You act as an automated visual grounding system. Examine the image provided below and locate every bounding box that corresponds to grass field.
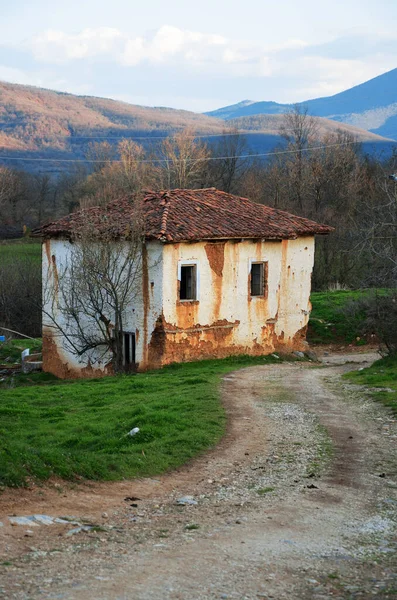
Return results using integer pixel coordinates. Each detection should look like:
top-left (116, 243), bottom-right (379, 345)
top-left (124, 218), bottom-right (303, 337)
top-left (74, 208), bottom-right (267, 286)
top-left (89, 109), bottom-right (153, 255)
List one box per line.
top-left (0, 238), bottom-right (41, 263)
top-left (0, 338), bottom-right (42, 363)
top-left (308, 289), bottom-right (389, 345)
top-left (344, 354), bottom-right (397, 417)
top-left (0, 354), bottom-right (283, 487)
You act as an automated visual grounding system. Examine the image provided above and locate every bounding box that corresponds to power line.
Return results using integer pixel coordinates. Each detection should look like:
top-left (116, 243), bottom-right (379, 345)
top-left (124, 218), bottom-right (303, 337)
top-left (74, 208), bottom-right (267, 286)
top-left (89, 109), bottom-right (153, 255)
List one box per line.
top-left (0, 140), bottom-right (360, 164)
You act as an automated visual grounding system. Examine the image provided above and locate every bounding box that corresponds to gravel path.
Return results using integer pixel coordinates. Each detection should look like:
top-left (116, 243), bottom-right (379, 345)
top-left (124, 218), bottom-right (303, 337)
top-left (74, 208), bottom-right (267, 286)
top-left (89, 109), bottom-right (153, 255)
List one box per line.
top-left (1, 351), bottom-right (396, 599)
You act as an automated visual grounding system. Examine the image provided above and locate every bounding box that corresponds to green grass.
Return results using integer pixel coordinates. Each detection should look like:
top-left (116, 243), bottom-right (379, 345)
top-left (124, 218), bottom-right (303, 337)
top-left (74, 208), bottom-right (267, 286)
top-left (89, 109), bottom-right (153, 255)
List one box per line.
top-left (0, 338), bottom-right (42, 364)
top-left (308, 289), bottom-right (389, 345)
top-left (0, 238), bottom-right (41, 263)
top-left (0, 354), bottom-right (282, 487)
top-left (344, 354), bottom-right (397, 416)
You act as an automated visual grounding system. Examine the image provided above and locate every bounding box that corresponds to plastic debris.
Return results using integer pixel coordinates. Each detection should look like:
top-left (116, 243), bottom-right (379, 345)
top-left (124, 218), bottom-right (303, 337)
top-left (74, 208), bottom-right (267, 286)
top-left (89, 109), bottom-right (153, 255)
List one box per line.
top-left (128, 427), bottom-right (140, 436)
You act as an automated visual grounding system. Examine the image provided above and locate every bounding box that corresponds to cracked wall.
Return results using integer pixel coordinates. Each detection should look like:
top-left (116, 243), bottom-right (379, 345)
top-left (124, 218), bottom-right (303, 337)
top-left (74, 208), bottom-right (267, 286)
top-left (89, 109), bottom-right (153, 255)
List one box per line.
top-left (42, 236), bottom-right (314, 378)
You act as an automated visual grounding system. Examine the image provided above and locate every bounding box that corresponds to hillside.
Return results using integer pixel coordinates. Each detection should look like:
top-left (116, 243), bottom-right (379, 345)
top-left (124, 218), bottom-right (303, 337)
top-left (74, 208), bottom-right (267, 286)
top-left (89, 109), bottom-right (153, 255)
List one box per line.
top-left (228, 114), bottom-right (388, 141)
top-left (0, 81), bottom-right (226, 170)
top-left (206, 68), bottom-right (397, 140)
top-left (0, 80), bottom-right (393, 173)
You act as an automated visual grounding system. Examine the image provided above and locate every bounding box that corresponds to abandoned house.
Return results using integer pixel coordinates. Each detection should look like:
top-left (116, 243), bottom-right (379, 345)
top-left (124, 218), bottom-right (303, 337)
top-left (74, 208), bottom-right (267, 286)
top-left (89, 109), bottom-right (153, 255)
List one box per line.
top-left (35, 188), bottom-right (332, 378)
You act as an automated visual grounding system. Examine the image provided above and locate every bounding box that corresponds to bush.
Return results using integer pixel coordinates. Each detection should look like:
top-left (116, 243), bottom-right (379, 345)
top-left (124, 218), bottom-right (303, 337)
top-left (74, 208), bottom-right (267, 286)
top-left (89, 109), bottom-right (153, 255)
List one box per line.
top-left (344, 292), bottom-right (397, 356)
top-left (0, 258), bottom-right (41, 338)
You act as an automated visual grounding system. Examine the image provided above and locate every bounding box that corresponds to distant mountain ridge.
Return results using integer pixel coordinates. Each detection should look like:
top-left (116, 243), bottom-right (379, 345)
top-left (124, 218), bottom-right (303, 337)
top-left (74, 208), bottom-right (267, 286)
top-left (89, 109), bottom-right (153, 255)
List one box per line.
top-left (206, 68), bottom-right (397, 140)
top-left (0, 79), bottom-right (394, 173)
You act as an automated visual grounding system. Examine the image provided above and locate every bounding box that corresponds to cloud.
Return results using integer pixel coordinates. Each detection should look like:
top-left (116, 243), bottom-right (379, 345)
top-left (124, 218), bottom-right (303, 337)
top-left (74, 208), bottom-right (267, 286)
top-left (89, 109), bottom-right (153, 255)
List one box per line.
top-left (6, 25), bottom-right (397, 110)
top-left (28, 27), bottom-right (124, 64)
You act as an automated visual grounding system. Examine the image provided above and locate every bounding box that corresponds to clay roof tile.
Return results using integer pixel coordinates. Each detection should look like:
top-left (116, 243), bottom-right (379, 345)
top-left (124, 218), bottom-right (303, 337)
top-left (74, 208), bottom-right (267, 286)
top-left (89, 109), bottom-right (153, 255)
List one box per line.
top-left (33, 188), bottom-right (333, 241)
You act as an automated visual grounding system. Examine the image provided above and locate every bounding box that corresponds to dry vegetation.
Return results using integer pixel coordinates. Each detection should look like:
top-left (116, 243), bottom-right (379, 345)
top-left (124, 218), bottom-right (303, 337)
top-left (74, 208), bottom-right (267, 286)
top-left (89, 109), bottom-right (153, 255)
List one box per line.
top-left (0, 82), bottom-right (226, 158)
top-left (229, 113), bottom-right (390, 141)
top-left (0, 82), bottom-right (391, 167)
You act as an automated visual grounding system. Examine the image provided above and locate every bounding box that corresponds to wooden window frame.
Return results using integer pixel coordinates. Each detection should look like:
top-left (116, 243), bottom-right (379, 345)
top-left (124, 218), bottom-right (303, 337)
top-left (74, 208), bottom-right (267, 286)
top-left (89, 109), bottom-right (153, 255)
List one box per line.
top-left (250, 261), bottom-right (268, 297)
top-left (179, 263), bottom-right (198, 301)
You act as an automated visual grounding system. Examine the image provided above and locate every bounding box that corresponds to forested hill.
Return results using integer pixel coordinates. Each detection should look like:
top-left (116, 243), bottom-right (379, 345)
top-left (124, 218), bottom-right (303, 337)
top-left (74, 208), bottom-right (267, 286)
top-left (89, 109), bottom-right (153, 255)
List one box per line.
top-left (0, 80), bottom-right (393, 173)
top-left (0, 81), bottom-right (225, 168)
top-left (207, 68), bottom-right (397, 140)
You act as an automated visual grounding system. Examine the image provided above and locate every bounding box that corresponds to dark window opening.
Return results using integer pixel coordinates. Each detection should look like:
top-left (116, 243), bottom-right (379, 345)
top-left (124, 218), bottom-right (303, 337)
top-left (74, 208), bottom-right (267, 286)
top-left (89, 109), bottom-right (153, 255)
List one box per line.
top-left (250, 262), bottom-right (267, 296)
top-left (123, 332), bottom-right (136, 366)
top-left (180, 265), bottom-right (197, 300)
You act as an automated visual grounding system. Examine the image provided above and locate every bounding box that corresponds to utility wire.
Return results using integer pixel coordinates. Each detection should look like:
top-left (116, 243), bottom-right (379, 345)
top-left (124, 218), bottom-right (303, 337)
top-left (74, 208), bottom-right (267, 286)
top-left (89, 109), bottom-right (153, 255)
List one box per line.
top-left (0, 141), bottom-right (360, 164)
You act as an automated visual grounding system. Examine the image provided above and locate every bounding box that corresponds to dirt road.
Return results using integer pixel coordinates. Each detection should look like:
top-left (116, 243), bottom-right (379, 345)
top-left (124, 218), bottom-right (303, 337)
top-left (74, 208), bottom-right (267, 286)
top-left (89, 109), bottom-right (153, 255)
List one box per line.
top-left (1, 352), bottom-right (396, 599)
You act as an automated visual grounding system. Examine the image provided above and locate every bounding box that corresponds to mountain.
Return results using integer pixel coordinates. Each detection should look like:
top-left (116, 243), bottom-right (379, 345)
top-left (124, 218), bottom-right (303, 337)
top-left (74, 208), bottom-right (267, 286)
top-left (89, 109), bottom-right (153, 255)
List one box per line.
top-left (228, 114), bottom-right (388, 141)
top-left (0, 80), bottom-right (393, 173)
top-left (206, 68), bottom-right (397, 140)
top-left (0, 81), bottom-right (227, 171)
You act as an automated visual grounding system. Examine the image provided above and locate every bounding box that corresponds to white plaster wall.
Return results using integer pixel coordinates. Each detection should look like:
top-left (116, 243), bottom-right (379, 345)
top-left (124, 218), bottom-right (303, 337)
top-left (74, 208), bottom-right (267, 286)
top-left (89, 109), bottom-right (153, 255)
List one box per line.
top-left (161, 237), bottom-right (314, 351)
top-left (276, 237), bottom-right (315, 342)
top-left (42, 238), bottom-right (163, 375)
top-left (42, 234), bottom-right (315, 375)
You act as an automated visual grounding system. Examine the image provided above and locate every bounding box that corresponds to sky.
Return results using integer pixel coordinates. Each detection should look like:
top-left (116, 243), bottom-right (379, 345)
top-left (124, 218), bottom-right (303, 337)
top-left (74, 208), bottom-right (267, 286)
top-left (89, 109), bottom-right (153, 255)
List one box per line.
top-left (1, 0), bottom-right (397, 112)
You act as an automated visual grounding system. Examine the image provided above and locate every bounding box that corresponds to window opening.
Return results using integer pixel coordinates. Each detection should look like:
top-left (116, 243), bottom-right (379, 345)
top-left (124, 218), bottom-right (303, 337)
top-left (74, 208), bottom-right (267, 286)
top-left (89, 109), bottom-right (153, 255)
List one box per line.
top-left (250, 262), bottom-right (267, 296)
top-left (180, 265), bottom-right (197, 300)
top-left (123, 332), bottom-right (136, 366)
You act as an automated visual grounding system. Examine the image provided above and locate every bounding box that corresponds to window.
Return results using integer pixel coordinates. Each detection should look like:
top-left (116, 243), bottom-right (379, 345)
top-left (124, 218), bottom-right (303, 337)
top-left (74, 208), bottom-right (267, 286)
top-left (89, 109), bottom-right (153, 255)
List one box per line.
top-left (180, 265), bottom-right (197, 300)
top-left (123, 332), bottom-right (136, 366)
top-left (250, 262), bottom-right (267, 297)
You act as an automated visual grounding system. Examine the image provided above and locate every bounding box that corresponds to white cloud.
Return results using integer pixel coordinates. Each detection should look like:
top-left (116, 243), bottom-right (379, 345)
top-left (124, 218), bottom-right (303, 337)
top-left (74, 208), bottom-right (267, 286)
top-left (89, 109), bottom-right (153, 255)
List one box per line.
top-left (120, 25), bottom-right (229, 66)
top-left (12, 24), bottom-right (397, 109)
top-left (26, 25), bottom-right (256, 69)
top-left (28, 27), bottom-right (124, 64)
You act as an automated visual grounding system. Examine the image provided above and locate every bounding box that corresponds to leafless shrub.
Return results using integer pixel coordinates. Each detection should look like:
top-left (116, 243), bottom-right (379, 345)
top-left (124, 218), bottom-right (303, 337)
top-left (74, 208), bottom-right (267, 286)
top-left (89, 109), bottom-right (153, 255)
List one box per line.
top-left (42, 194), bottom-right (145, 373)
top-left (0, 258), bottom-right (41, 338)
top-left (344, 292), bottom-right (397, 356)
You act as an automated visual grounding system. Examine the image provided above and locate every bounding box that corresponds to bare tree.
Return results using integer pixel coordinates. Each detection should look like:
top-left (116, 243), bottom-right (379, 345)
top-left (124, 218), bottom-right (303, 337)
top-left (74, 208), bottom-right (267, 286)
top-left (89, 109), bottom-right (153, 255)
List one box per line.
top-left (0, 167), bottom-right (14, 210)
top-left (33, 173), bottom-right (52, 224)
top-left (56, 166), bottom-right (88, 213)
top-left (85, 141), bottom-right (116, 173)
top-left (0, 256), bottom-right (42, 338)
top-left (155, 128), bottom-right (210, 189)
top-left (0, 167), bottom-right (31, 224)
top-left (351, 161), bottom-right (397, 287)
top-left (79, 140), bottom-right (153, 208)
top-left (43, 195), bottom-right (145, 373)
top-left (210, 127), bottom-right (250, 194)
top-left (279, 105), bottom-right (319, 212)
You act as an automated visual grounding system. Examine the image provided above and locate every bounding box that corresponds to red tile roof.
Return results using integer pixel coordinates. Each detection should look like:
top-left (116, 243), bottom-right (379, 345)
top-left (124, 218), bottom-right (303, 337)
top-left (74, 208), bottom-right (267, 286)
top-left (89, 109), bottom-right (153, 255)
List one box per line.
top-left (33, 188), bottom-right (333, 241)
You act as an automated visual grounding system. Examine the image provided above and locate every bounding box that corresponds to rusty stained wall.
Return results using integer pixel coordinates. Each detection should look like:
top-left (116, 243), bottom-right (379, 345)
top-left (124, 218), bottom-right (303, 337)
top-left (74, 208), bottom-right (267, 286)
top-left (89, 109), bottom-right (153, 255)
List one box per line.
top-left (154, 236), bottom-right (315, 367)
top-left (41, 236), bottom-right (314, 378)
top-left (41, 238), bottom-right (163, 379)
